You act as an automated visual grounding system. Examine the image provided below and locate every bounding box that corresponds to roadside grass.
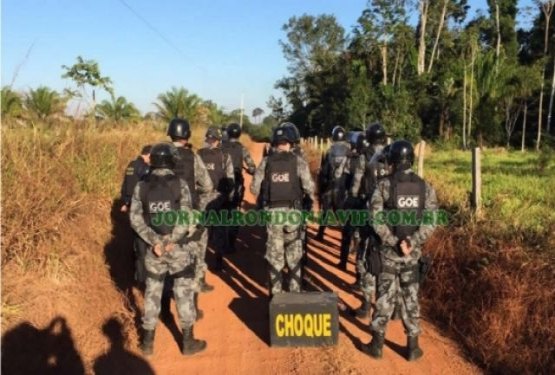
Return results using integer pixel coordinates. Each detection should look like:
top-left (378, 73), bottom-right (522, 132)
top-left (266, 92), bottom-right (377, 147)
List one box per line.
top-left (1, 120), bottom-right (208, 371)
top-left (425, 148), bottom-right (555, 250)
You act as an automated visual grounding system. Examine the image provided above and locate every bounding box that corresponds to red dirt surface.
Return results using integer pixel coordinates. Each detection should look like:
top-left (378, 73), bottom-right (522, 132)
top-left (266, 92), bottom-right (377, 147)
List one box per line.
top-left (142, 142), bottom-right (481, 374)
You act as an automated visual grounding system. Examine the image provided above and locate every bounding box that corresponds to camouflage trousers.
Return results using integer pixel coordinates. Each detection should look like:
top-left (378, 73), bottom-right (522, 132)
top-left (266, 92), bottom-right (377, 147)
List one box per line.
top-left (193, 228), bottom-right (208, 290)
top-left (355, 228), bottom-right (375, 302)
top-left (265, 208), bottom-right (303, 295)
top-left (206, 193), bottom-right (230, 255)
top-left (142, 245), bottom-right (197, 330)
top-left (370, 255), bottom-right (421, 337)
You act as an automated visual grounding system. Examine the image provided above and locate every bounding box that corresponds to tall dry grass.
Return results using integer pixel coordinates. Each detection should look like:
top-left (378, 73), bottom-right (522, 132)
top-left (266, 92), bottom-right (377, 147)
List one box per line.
top-left (1, 119), bottom-right (208, 372)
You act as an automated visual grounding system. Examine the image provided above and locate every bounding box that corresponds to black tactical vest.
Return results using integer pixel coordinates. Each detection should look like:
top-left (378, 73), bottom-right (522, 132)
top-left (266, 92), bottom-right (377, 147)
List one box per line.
top-left (198, 147), bottom-right (226, 193)
top-left (263, 151), bottom-right (301, 207)
top-left (328, 142), bottom-right (350, 179)
top-left (384, 171), bottom-right (426, 240)
top-left (346, 150), bottom-right (359, 190)
top-left (173, 147), bottom-right (197, 206)
top-left (221, 141), bottom-right (243, 172)
top-left (140, 174), bottom-right (181, 235)
top-left (363, 146), bottom-right (388, 197)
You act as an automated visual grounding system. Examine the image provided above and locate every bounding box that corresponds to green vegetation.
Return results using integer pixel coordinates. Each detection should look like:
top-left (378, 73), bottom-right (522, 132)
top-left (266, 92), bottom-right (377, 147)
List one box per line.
top-left (274, 1), bottom-right (555, 150)
top-left (426, 148), bottom-right (555, 240)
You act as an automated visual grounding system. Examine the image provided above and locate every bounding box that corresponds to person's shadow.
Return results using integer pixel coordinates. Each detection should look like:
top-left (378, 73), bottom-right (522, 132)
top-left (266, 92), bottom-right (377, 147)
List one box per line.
top-left (103, 199), bottom-right (143, 329)
top-left (93, 318), bottom-right (155, 375)
top-left (1, 316), bottom-right (85, 375)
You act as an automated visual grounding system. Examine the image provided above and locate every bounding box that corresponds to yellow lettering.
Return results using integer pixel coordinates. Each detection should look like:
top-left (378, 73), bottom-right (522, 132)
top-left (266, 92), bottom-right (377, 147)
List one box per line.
top-left (313, 314), bottom-right (323, 336)
top-left (294, 314), bottom-right (303, 336)
top-left (284, 314), bottom-right (294, 336)
top-left (323, 314), bottom-right (331, 337)
top-left (276, 314), bottom-right (284, 337)
top-left (304, 314), bottom-right (314, 337)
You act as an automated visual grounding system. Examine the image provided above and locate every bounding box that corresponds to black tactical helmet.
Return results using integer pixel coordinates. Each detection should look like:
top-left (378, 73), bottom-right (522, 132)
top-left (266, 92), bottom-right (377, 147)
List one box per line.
top-left (206, 126), bottom-right (222, 141)
top-left (272, 126), bottom-right (294, 146)
top-left (167, 118), bottom-right (191, 140)
top-left (227, 123), bottom-right (241, 139)
top-left (377, 144), bottom-right (391, 163)
top-left (366, 122), bottom-right (386, 145)
top-left (150, 143), bottom-right (175, 169)
top-left (387, 140), bottom-right (414, 170)
top-left (279, 122), bottom-right (301, 144)
top-left (346, 131), bottom-right (363, 150)
top-left (331, 125), bottom-right (346, 142)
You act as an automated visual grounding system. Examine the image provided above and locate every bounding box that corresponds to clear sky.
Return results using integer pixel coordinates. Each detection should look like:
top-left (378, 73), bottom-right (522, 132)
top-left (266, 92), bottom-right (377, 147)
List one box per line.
top-left (1, 0), bottom-right (536, 117)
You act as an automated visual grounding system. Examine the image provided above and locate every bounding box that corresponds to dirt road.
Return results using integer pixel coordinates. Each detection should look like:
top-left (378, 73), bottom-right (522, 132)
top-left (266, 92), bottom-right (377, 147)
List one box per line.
top-left (145, 142), bottom-right (480, 374)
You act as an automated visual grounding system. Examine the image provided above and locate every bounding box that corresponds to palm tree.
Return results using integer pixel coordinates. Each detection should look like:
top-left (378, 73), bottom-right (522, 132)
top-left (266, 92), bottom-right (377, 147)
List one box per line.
top-left (96, 95), bottom-right (140, 122)
top-left (202, 100), bottom-right (226, 125)
top-left (24, 86), bottom-right (66, 120)
top-left (1, 87), bottom-right (23, 118)
top-left (154, 87), bottom-right (201, 122)
top-left (252, 107), bottom-right (264, 124)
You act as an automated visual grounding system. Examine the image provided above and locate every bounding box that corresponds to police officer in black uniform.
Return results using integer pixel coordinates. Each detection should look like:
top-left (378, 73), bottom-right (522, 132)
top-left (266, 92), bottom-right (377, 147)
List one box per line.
top-left (251, 126), bottom-right (315, 295)
top-left (351, 124), bottom-right (389, 317)
top-left (197, 127), bottom-right (234, 270)
top-left (221, 123), bottom-right (256, 252)
top-left (316, 126), bottom-right (350, 241)
top-left (167, 119), bottom-right (214, 323)
top-left (362, 140), bottom-right (438, 361)
top-left (130, 143), bottom-right (205, 356)
top-left (338, 131), bottom-right (365, 271)
top-left (120, 145), bottom-right (152, 213)
top-left (120, 144), bottom-right (152, 284)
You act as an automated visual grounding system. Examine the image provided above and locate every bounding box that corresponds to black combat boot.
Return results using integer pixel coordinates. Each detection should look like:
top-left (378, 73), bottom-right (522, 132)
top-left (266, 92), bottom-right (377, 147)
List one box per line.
top-left (406, 336), bottom-right (423, 361)
top-left (140, 329), bottom-right (155, 355)
top-left (354, 299), bottom-right (371, 318)
top-left (182, 326), bottom-right (207, 355)
top-left (361, 332), bottom-right (384, 359)
top-left (200, 276), bottom-right (214, 292)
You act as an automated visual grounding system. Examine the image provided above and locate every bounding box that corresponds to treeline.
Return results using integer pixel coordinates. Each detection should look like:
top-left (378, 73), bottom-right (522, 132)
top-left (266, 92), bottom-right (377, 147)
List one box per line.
top-left (268, 0), bottom-right (555, 150)
top-left (1, 56), bottom-right (256, 129)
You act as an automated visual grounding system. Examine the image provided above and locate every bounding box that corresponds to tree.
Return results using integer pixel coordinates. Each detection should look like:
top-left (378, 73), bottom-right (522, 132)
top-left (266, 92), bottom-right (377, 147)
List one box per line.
top-left (61, 56), bottom-right (113, 115)
top-left (277, 14), bottom-right (346, 134)
top-left (486, 0), bottom-right (519, 61)
top-left (154, 87), bottom-right (201, 123)
top-left (1, 87), bottom-right (23, 118)
top-left (358, 1), bottom-right (409, 84)
top-left (535, 0), bottom-right (554, 149)
top-left (427, 0), bottom-right (469, 73)
top-left (24, 86), bottom-right (66, 120)
top-left (201, 100), bottom-right (226, 126)
top-left (96, 95), bottom-right (140, 122)
top-left (267, 96), bottom-right (286, 123)
top-left (252, 107), bottom-right (264, 124)
top-left (417, 0), bottom-right (430, 75)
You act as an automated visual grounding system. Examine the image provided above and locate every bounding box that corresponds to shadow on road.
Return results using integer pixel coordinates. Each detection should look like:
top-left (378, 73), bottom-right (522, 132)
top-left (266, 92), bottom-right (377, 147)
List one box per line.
top-left (1, 316), bottom-right (85, 375)
top-left (93, 317), bottom-right (155, 375)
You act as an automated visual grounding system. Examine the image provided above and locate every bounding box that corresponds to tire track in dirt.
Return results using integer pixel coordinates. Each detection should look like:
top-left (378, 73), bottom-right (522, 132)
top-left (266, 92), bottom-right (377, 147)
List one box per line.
top-left (143, 141), bottom-right (481, 374)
